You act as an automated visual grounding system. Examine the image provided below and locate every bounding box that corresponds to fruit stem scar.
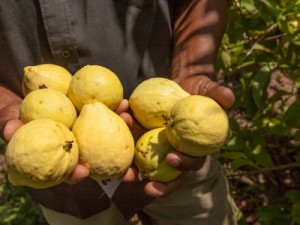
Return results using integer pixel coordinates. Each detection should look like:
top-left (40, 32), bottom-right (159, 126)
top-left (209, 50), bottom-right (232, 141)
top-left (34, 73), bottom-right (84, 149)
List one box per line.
top-left (63, 141), bottom-right (73, 151)
top-left (39, 84), bottom-right (48, 89)
top-left (163, 114), bottom-right (173, 127)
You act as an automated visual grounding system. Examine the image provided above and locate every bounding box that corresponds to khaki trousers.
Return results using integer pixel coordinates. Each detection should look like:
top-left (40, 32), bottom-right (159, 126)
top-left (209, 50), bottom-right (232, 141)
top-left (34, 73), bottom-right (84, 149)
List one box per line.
top-left (41, 154), bottom-right (237, 225)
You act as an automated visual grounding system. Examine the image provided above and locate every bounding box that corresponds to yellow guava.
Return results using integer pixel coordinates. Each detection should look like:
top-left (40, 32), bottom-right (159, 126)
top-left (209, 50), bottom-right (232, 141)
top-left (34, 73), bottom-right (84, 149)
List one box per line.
top-left (129, 77), bottom-right (190, 129)
top-left (67, 65), bottom-right (123, 112)
top-left (22, 64), bottom-right (72, 96)
top-left (20, 88), bottom-right (78, 129)
top-left (134, 127), bottom-right (181, 182)
top-left (5, 119), bottom-right (79, 189)
top-left (72, 102), bottom-right (134, 181)
top-left (165, 95), bottom-right (231, 156)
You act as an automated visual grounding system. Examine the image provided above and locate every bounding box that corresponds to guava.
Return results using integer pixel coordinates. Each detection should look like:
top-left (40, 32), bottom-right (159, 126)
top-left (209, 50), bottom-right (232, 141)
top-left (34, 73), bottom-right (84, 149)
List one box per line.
top-left (165, 95), bottom-right (231, 156)
top-left (134, 127), bottom-right (181, 182)
top-left (67, 65), bottom-right (123, 112)
top-left (5, 119), bottom-right (79, 189)
top-left (20, 88), bottom-right (78, 129)
top-left (22, 64), bottom-right (72, 96)
top-left (129, 77), bottom-right (190, 129)
top-left (72, 102), bottom-right (134, 181)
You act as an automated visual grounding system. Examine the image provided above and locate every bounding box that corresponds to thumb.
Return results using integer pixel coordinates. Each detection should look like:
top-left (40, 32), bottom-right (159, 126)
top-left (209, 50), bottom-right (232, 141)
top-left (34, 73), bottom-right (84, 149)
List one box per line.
top-left (174, 75), bottom-right (235, 109)
top-left (3, 119), bottom-right (23, 142)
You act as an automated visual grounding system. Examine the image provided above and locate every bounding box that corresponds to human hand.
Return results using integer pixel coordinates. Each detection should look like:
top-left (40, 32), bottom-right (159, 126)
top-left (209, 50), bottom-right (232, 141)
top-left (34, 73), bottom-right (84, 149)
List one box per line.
top-left (121, 76), bottom-right (235, 197)
top-left (140, 74), bottom-right (235, 197)
top-left (174, 74), bottom-right (235, 110)
top-left (0, 99), bottom-right (87, 185)
top-left (0, 103), bottom-right (23, 142)
top-left (115, 99), bottom-right (205, 197)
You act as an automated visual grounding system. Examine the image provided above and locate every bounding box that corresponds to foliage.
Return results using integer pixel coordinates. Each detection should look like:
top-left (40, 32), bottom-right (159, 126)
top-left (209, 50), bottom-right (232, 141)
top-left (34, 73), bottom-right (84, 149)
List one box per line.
top-left (0, 140), bottom-right (47, 225)
top-left (0, 180), bottom-right (47, 225)
top-left (217, 0), bottom-right (300, 224)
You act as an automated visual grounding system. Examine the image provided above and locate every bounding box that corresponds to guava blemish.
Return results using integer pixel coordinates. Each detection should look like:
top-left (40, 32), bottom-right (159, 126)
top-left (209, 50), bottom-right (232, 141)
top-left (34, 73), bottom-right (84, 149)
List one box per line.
top-left (137, 149), bottom-right (148, 158)
top-left (39, 84), bottom-right (48, 89)
top-left (163, 114), bottom-right (173, 127)
top-left (63, 141), bottom-right (73, 151)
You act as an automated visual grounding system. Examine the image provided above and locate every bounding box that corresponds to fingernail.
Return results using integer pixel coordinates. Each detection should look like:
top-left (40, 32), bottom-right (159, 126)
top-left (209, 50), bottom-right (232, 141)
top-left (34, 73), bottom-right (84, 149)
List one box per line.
top-left (168, 159), bottom-right (180, 168)
top-left (149, 182), bottom-right (168, 197)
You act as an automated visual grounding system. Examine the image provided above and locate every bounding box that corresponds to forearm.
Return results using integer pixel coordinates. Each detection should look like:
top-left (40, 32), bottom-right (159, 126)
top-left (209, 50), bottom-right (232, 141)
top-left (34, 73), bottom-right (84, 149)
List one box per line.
top-left (171, 0), bottom-right (227, 79)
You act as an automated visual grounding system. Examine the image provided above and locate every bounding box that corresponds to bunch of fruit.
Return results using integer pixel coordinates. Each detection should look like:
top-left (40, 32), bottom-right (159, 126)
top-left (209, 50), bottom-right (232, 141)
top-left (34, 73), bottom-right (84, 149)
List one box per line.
top-left (5, 63), bottom-right (231, 189)
top-left (5, 64), bottom-right (134, 189)
top-left (129, 78), bottom-right (231, 182)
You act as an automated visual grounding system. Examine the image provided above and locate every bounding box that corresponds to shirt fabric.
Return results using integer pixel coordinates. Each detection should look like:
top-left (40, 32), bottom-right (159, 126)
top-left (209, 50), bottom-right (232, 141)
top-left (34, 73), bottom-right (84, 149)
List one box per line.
top-left (0, 0), bottom-right (172, 98)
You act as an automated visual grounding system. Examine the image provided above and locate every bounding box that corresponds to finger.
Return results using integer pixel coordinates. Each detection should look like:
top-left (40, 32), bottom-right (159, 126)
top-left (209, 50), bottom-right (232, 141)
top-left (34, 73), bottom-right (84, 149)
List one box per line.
top-left (2, 119), bottom-right (23, 142)
top-left (144, 173), bottom-right (186, 197)
top-left (194, 76), bottom-right (235, 110)
top-left (120, 167), bottom-right (139, 182)
top-left (174, 75), bottom-right (235, 109)
top-left (65, 164), bottom-right (90, 184)
top-left (165, 151), bottom-right (206, 171)
top-left (119, 112), bottom-right (147, 139)
top-left (115, 99), bottom-right (129, 114)
top-left (207, 85), bottom-right (235, 110)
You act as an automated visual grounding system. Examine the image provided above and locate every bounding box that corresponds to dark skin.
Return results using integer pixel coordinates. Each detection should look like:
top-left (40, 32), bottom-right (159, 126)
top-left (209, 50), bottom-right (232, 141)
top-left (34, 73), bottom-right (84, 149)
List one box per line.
top-left (0, 0), bottom-right (235, 198)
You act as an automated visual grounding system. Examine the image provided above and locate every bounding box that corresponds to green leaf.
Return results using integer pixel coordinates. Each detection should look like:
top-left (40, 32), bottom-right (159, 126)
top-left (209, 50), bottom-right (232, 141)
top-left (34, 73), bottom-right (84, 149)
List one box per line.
top-left (251, 71), bottom-right (271, 108)
top-left (291, 201), bottom-right (300, 223)
top-left (231, 158), bottom-right (254, 169)
top-left (241, 0), bottom-right (257, 13)
top-left (285, 190), bottom-right (300, 203)
top-left (259, 205), bottom-right (291, 225)
top-left (295, 130), bottom-right (300, 141)
top-left (220, 50), bottom-right (232, 69)
top-left (220, 151), bottom-right (248, 160)
top-left (283, 99), bottom-right (300, 128)
top-left (252, 145), bottom-right (274, 167)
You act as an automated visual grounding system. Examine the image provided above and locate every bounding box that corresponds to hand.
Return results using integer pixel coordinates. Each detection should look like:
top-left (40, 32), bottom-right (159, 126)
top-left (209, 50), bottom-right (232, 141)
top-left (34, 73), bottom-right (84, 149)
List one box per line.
top-left (116, 99), bottom-right (207, 197)
top-left (142, 75), bottom-right (235, 197)
top-left (0, 103), bottom-right (23, 142)
top-left (174, 74), bottom-right (235, 109)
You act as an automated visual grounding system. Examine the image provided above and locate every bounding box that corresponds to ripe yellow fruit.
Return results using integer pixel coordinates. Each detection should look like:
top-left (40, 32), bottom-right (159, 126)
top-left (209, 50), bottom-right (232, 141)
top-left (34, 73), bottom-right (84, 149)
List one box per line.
top-left (129, 77), bottom-right (190, 129)
top-left (22, 64), bottom-right (72, 96)
top-left (5, 119), bottom-right (79, 189)
top-left (165, 95), bottom-right (231, 156)
top-left (67, 65), bottom-right (123, 112)
top-left (72, 102), bottom-right (134, 181)
top-left (19, 88), bottom-right (77, 129)
top-left (134, 127), bottom-right (181, 182)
